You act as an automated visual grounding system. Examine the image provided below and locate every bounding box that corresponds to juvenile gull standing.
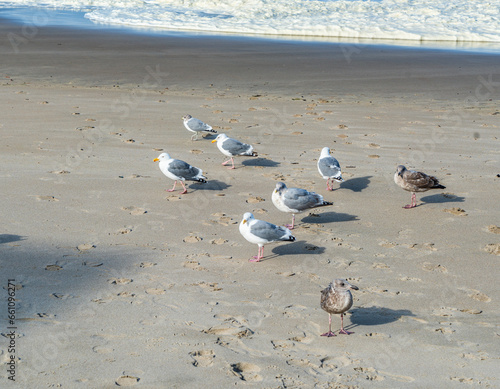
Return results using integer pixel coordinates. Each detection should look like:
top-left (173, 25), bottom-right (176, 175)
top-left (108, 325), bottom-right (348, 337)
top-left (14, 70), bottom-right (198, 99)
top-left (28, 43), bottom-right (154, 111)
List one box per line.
top-left (239, 212), bottom-right (295, 262)
top-left (154, 152), bottom-right (207, 194)
top-left (317, 147), bottom-right (344, 191)
top-left (182, 114), bottom-right (217, 140)
top-left (272, 182), bottom-right (333, 229)
top-left (212, 133), bottom-right (257, 169)
top-left (320, 279), bottom-right (359, 337)
top-left (394, 165), bottom-right (446, 208)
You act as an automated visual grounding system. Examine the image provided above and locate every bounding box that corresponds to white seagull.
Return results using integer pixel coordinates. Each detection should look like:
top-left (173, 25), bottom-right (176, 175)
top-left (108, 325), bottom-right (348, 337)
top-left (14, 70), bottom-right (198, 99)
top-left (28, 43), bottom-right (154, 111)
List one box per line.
top-left (154, 152), bottom-right (207, 194)
top-left (239, 212), bottom-right (295, 262)
top-left (182, 114), bottom-right (217, 141)
top-left (317, 147), bottom-right (343, 191)
top-left (272, 182), bottom-right (333, 229)
top-left (212, 133), bottom-right (257, 169)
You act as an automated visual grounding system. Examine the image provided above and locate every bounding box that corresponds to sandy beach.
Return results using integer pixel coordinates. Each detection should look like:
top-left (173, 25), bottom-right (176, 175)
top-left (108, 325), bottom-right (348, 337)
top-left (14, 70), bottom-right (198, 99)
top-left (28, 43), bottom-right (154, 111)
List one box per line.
top-left (1, 14), bottom-right (499, 388)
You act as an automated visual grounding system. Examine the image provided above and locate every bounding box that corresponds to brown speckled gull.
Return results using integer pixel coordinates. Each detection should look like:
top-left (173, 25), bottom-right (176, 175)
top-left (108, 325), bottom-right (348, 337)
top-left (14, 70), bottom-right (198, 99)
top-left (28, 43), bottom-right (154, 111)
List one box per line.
top-left (320, 279), bottom-right (358, 337)
top-left (394, 165), bottom-right (445, 208)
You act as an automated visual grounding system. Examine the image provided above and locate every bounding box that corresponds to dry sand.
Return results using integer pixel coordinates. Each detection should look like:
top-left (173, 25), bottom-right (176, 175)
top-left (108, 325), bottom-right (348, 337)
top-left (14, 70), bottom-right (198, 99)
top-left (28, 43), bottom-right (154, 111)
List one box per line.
top-left (1, 16), bottom-right (499, 388)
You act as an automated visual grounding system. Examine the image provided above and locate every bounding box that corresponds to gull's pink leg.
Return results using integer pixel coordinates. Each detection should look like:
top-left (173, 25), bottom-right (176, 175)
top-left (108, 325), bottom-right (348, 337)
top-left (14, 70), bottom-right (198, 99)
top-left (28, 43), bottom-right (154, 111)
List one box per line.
top-left (338, 313), bottom-right (354, 335)
top-left (180, 181), bottom-right (188, 194)
top-left (222, 158), bottom-right (235, 169)
top-left (250, 246), bottom-right (263, 262)
top-left (285, 214), bottom-right (295, 229)
top-left (326, 178), bottom-right (333, 191)
top-left (404, 192), bottom-right (417, 209)
top-left (221, 157), bottom-right (235, 169)
top-left (166, 181), bottom-right (177, 192)
top-left (321, 314), bottom-right (336, 337)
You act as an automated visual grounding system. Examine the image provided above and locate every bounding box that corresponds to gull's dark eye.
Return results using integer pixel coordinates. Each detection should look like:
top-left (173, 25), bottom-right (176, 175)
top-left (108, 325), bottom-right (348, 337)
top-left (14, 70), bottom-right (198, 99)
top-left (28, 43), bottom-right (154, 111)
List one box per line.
top-left (340, 282), bottom-right (345, 287)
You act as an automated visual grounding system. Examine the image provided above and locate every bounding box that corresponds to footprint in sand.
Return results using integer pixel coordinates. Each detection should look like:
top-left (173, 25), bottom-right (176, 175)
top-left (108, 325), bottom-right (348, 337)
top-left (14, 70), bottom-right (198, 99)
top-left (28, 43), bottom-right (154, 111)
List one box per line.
top-left (183, 260), bottom-right (207, 271)
top-left (45, 264), bottom-right (62, 271)
top-left (138, 262), bottom-right (157, 268)
top-left (165, 195), bottom-right (182, 201)
top-left (35, 195), bottom-right (59, 202)
top-left (115, 227), bottom-right (133, 235)
top-left (145, 288), bottom-right (165, 295)
top-left (92, 346), bottom-right (113, 354)
top-left (372, 263), bottom-right (391, 270)
top-left (77, 243), bottom-right (96, 252)
top-left (487, 225), bottom-right (500, 234)
top-left (230, 362), bottom-right (262, 382)
top-left (422, 262), bottom-right (447, 272)
top-left (459, 288), bottom-right (491, 302)
top-left (115, 375), bottom-right (139, 386)
top-left (82, 261), bottom-right (103, 267)
top-left (183, 235), bottom-right (202, 243)
top-left (51, 293), bottom-right (77, 300)
top-left (246, 196), bottom-right (265, 204)
top-left (353, 367), bottom-right (385, 381)
top-left (364, 332), bottom-right (391, 338)
top-left (210, 238), bottom-right (228, 245)
top-left (121, 206), bottom-right (147, 215)
top-left (108, 278), bottom-right (132, 285)
top-left (443, 208), bottom-right (467, 216)
top-left (484, 243), bottom-right (500, 255)
top-left (49, 170), bottom-right (70, 174)
top-left (189, 350), bottom-right (215, 367)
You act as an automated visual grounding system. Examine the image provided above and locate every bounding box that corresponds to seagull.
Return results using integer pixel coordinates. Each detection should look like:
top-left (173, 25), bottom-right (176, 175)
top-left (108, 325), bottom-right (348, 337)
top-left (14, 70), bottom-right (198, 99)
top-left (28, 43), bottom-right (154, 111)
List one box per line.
top-left (272, 182), bottom-right (333, 229)
top-left (211, 133), bottom-right (257, 169)
top-left (320, 279), bottom-right (359, 337)
top-left (182, 114), bottom-right (217, 140)
top-left (239, 212), bottom-right (295, 262)
top-left (317, 147), bottom-right (343, 191)
top-left (154, 152), bottom-right (207, 194)
top-left (394, 165), bottom-right (446, 208)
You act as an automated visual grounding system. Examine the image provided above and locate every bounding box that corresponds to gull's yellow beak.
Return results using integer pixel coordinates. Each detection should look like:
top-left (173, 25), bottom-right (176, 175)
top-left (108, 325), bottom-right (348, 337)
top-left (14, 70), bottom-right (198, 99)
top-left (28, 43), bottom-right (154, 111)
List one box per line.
top-left (211, 139), bottom-right (217, 143)
top-left (153, 158), bottom-right (159, 162)
top-left (242, 219), bottom-right (247, 224)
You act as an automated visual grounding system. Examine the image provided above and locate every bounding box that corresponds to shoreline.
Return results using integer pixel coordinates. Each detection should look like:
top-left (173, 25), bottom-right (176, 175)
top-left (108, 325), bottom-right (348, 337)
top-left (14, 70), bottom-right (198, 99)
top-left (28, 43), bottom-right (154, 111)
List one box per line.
top-left (3, 7), bottom-right (500, 55)
top-left (1, 9), bottom-right (499, 388)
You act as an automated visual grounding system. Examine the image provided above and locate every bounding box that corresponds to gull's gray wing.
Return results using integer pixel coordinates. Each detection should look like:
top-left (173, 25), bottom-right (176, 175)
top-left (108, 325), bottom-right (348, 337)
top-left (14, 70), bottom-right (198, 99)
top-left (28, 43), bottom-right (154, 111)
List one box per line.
top-left (318, 155), bottom-right (341, 177)
top-left (169, 159), bottom-right (203, 181)
top-left (249, 220), bottom-right (291, 242)
top-left (282, 188), bottom-right (323, 211)
top-left (221, 138), bottom-right (253, 156)
top-left (186, 117), bottom-right (212, 132)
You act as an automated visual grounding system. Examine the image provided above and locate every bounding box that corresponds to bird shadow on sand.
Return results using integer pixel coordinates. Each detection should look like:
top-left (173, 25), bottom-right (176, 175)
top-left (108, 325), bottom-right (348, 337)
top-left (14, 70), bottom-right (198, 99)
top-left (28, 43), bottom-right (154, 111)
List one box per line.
top-left (0, 234), bottom-right (26, 244)
top-left (301, 211), bottom-right (358, 224)
top-left (269, 240), bottom-right (325, 259)
top-left (200, 134), bottom-right (218, 141)
top-left (190, 180), bottom-right (230, 191)
top-left (242, 158), bottom-right (280, 167)
top-left (420, 193), bottom-right (465, 204)
top-left (346, 306), bottom-right (415, 331)
top-left (338, 176), bottom-right (372, 192)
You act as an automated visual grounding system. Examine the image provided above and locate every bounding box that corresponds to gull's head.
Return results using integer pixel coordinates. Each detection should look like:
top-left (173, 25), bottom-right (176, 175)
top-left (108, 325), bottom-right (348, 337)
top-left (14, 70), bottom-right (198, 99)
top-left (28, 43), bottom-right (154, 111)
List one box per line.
top-left (320, 147), bottom-right (330, 158)
top-left (154, 152), bottom-right (170, 162)
top-left (182, 114), bottom-right (192, 121)
top-left (274, 182), bottom-right (287, 194)
top-left (333, 279), bottom-right (359, 292)
top-left (242, 212), bottom-right (254, 225)
top-left (212, 133), bottom-right (227, 143)
top-left (396, 165), bottom-right (406, 177)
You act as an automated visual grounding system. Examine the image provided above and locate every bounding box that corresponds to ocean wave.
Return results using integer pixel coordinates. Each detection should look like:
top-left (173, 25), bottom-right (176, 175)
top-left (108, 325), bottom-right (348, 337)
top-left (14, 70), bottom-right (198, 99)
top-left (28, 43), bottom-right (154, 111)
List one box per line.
top-left (1, 0), bottom-right (500, 42)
